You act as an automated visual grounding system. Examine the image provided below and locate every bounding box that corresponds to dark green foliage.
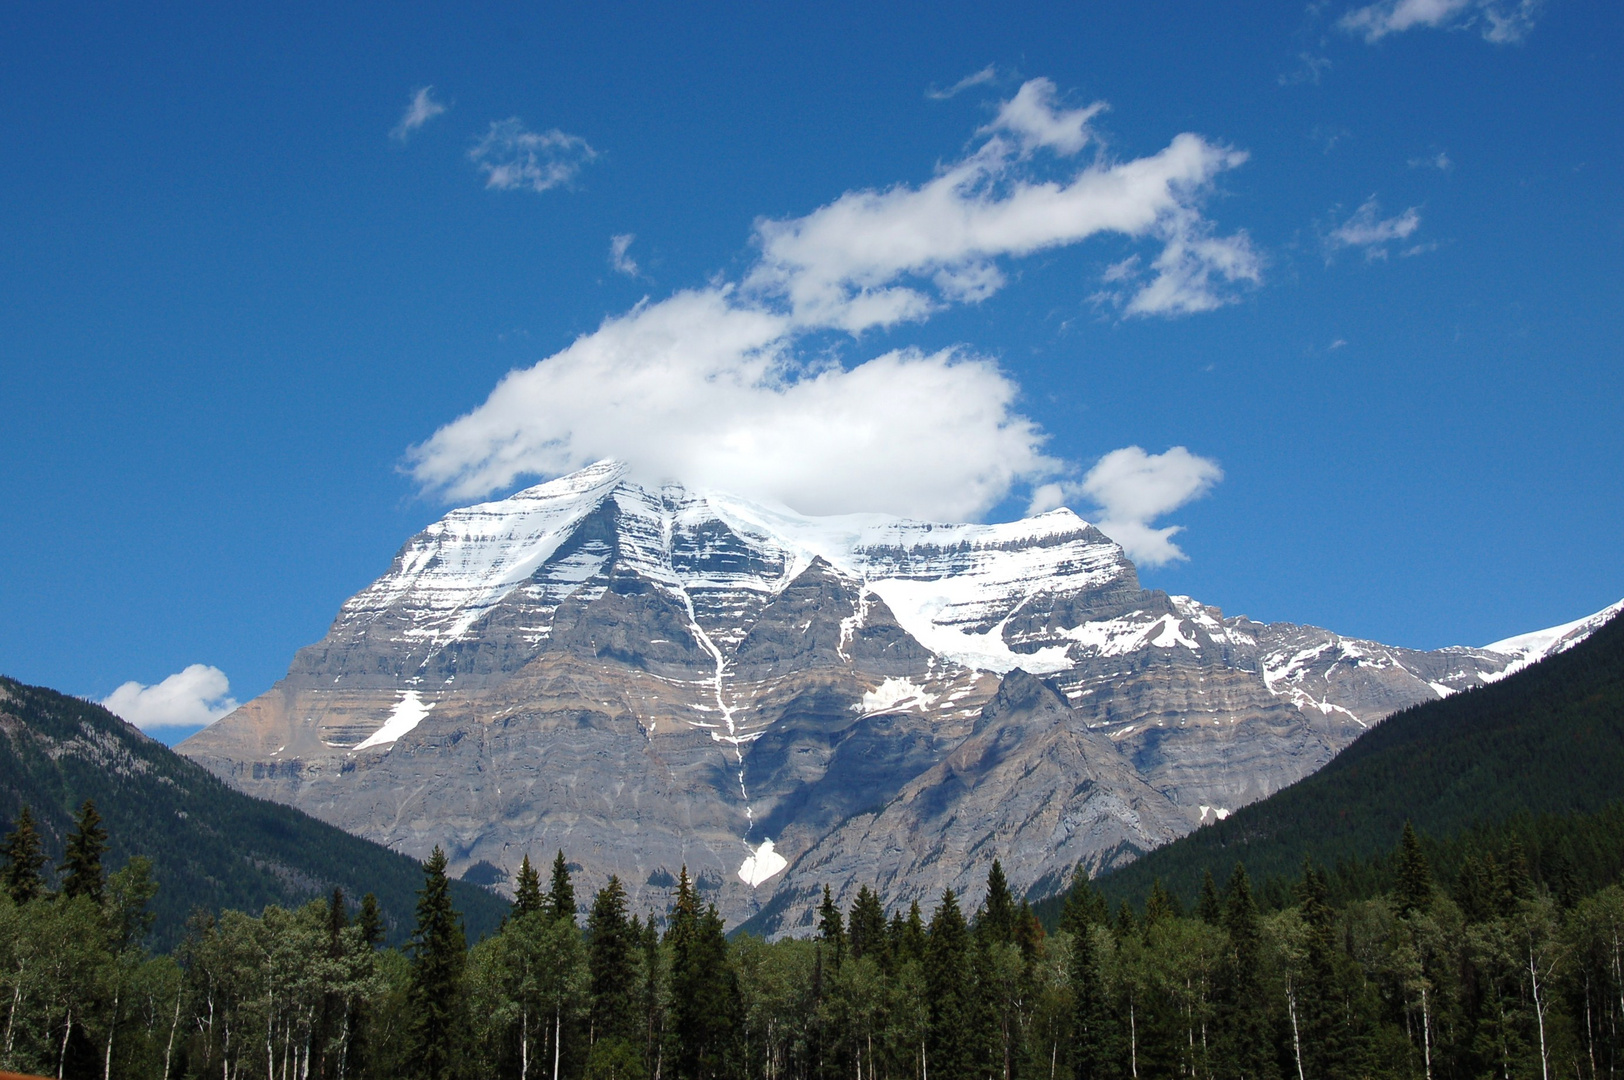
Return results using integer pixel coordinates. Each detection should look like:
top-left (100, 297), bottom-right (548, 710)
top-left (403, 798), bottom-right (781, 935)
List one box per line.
top-left (589, 875), bottom-right (641, 1046)
top-left (978, 859), bottom-right (1017, 945)
top-left (816, 883), bottom-right (845, 967)
top-left (550, 849), bottom-right (578, 924)
top-left (1396, 820), bottom-right (1432, 915)
top-left (0, 803), bottom-right (48, 902)
top-left (1197, 868), bottom-right (1221, 924)
top-left (359, 890), bottom-right (385, 947)
top-left (409, 846), bottom-right (468, 1080)
top-left (0, 674), bottom-right (507, 948)
top-left (1062, 870), bottom-right (1115, 1080)
top-left (1217, 864), bottom-right (1274, 1080)
top-left (514, 853), bottom-right (545, 918)
top-left (59, 797), bottom-right (108, 902)
top-left (665, 869), bottom-right (739, 1080)
top-left (925, 889), bottom-right (973, 1080)
top-left (847, 884), bottom-right (887, 965)
top-left (1082, 608), bottom-right (1624, 911)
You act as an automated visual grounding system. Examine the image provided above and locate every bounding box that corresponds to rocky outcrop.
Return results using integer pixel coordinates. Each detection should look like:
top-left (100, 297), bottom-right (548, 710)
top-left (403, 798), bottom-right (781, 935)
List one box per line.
top-left (180, 461), bottom-right (1618, 932)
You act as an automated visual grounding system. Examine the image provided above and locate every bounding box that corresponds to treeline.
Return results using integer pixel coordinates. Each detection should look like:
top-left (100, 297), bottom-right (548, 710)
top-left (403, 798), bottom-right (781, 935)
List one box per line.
top-left (8, 802), bottom-right (1624, 1080)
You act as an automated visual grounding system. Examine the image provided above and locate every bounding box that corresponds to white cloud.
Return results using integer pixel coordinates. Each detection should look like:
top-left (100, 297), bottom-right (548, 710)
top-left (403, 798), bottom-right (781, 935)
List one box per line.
top-left (1409, 151), bottom-right (1452, 170)
top-left (609, 233), bottom-right (638, 276)
top-left (1339, 0), bottom-right (1541, 43)
top-left (391, 86), bottom-right (447, 142)
top-left (102, 665), bottom-right (238, 732)
top-left (1078, 446), bottom-right (1224, 566)
top-left (926, 65), bottom-right (998, 100)
top-left (412, 79), bottom-right (1251, 531)
top-left (1326, 196), bottom-right (1422, 259)
top-left (470, 119), bottom-right (597, 193)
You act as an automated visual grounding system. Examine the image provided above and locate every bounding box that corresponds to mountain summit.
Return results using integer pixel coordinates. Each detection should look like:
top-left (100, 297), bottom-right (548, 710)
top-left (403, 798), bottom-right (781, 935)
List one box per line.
top-left (179, 461), bottom-right (1619, 933)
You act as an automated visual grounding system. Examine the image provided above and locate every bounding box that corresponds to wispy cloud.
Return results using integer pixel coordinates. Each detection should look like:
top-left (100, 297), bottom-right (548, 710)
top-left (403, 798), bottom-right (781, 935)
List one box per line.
top-left (1279, 52), bottom-right (1333, 86)
top-left (1030, 446), bottom-right (1223, 566)
top-left (926, 65), bottom-right (998, 100)
top-left (470, 119), bottom-right (598, 193)
top-left (1339, 0), bottom-right (1541, 43)
top-left (391, 86), bottom-right (447, 142)
top-left (411, 78), bottom-right (1244, 539)
top-left (1409, 150), bottom-right (1453, 170)
top-left (609, 233), bottom-right (638, 276)
top-left (102, 664), bottom-right (238, 732)
top-left (1326, 196), bottom-right (1422, 259)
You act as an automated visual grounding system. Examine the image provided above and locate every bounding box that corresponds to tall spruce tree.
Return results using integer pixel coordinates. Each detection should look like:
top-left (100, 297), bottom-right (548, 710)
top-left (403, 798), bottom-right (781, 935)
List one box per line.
top-left (1, 805), bottom-right (48, 903)
top-left (514, 854), bottom-right (545, 919)
top-left (925, 889), bottom-right (973, 1080)
top-left (848, 885), bottom-right (888, 966)
top-left (1062, 869), bottom-right (1113, 1080)
top-left (408, 846), bottom-right (468, 1080)
top-left (59, 799), bottom-right (108, 903)
top-left (979, 859), bottom-right (1017, 945)
top-left (548, 851), bottom-right (577, 925)
top-left (1218, 864), bottom-right (1275, 1080)
top-left (1197, 869), bottom-right (1222, 925)
top-left (588, 875), bottom-right (639, 1046)
top-left (665, 869), bottom-right (739, 1080)
top-left (358, 891), bottom-right (385, 947)
top-left (817, 884), bottom-right (846, 968)
top-left (1396, 821), bottom-right (1434, 916)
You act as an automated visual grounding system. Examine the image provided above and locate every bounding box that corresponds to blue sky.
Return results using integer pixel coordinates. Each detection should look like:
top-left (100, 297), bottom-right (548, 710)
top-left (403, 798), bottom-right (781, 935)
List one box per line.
top-left (2, 1), bottom-right (1620, 735)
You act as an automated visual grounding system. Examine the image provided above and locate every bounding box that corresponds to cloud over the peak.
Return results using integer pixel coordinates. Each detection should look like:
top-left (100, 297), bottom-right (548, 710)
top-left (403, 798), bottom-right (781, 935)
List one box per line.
top-left (391, 86), bottom-right (447, 141)
top-left (471, 119), bottom-right (597, 193)
top-left (1339, 0), bottom-right (1541, 43)
top-left (102, 664), bottom-right (238, 732)
top-left (413, 79), bottom-right (1246, 533)
top-left (1079, 446), bottom-right (1223, 566)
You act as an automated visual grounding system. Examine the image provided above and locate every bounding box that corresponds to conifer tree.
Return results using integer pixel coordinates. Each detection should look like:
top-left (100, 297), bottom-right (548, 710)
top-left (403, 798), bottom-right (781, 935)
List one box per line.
top-left (925, 890), bottom-right (973, 1080)
top-left (59, 799), bottom-right (108, 903)
top-left (514, 854), bottom-right (545, 918)
top-left (893, 900), bottom-right (928, 965)
top-left (589, 875), bottom-right (639, 1046)
top-left (1218, 864), bottom-right (1275, 1080)
top-left (1013, 898), bottom-right (1044, 961)
top-left (1144, 878), bottom-right (1179, 931)
top-left (1, 805), bottom-right (48, 903)
top-left (848, 885), bottom-right (888, 965)
top-left (549, 850), bottom-right (577, 925)
top-left (358, 891), bottom-right (385, 947)
top-left (408, 846), bottom-right (468, 1080)
top-left (1113, 899), bottom-right (1138, 941)
top-left (665, 869), bottom-right (739, 1080)
top-left (979, 859), bottom-right (1017, 944)
top-left (328, 886), bottom-right (349, 937)
top-left (1396, 821), bottom-right (1433, 916)
top-left (1062, 869), bottom-right (1113, 1080)
top-left (1197, 869), bottom-right (1222, 925)
top-left (817, 884), bottom-right (846, 968)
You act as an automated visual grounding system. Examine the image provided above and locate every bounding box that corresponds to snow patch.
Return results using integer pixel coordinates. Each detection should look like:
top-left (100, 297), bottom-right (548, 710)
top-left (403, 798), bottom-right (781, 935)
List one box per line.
top-left (354, 691), bottom-right (433, 751)
top-left (738, 838), bottom-right (788, 887)
top-left (856, 677), bottom-right (936, 716)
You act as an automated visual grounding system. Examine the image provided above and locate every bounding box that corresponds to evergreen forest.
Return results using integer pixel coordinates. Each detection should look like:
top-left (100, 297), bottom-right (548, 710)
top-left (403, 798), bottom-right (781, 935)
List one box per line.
top-left (7, 796), bottom-right (1624, 1080)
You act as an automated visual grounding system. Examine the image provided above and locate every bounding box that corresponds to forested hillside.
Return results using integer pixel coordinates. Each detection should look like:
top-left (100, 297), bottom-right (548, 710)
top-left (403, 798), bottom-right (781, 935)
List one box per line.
top-left (1079, 608), bottom-right (1624, 913)
top-left (0, 675), bottom-right (506, 948)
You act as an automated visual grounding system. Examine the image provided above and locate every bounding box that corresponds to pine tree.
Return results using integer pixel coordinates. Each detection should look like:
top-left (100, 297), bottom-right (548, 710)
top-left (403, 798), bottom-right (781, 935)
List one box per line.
top-left (1197, 869), bottom-right (1222, 925)
top-left (1396, 821), bottom-right (1433, 916)
top-left (514, 854), bottom-right (545, 918)
top-left (589, 875), bottom-right (639, 1046)
top-left (925, 890), bottom-right (973, 1080)
top-left (59, 799), bottom-right (108, 903)
top-left (1013, 898), bottom-right (1045, 961)
top-left (408, 846), bottom-right (468, 1080)
top-left (1, 805), bottom-right (49, 903)
top-left (358, 892), bottom-right (385, 947)
top-left (328, 886), bottom-right (349, 937)
top-left (848, 885), bottom-right (888, 966)
top-left (1144, 878), bottom-right (1180, 931)
top-left (979, 859), bottom-right (1017, 944)
top-left (549, 850), bottom-right (577, 925)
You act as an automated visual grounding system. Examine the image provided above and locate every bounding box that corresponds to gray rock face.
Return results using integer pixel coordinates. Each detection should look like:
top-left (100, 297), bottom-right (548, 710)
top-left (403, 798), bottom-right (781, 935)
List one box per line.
top-left (180, 461), bottom-right (1616, 932)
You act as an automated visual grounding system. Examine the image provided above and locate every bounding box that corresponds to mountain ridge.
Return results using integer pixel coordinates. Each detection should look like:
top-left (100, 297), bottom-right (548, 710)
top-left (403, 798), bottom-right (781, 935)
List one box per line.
top-left (177, 460), bottom-right (1619, 935)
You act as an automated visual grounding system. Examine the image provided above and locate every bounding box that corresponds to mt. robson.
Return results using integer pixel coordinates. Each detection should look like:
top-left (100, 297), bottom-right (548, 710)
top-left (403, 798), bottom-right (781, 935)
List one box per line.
top-left (179, 460), bottom-right (1621, 935)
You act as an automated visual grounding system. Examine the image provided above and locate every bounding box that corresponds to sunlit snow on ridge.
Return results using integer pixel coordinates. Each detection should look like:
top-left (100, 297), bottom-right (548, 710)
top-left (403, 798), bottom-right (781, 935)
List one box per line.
top-left (738, 838), bottom-right (788, 887)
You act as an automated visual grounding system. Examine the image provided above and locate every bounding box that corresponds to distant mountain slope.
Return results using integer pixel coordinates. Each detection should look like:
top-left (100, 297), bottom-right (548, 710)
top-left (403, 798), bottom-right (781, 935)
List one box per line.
top-left (0, 675), bottom-right (507, 949)
top-left (1081, 605), bottom-right (1624, 910)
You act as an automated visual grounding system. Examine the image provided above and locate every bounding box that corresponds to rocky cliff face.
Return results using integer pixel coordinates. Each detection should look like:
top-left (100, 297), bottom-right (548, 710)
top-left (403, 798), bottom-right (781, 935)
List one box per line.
top-left (179, 461), bottom-right (1620, 933)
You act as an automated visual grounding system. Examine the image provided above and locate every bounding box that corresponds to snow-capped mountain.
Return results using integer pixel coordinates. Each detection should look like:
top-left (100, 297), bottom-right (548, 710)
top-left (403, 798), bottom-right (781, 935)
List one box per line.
top-left (180, 460), bottom-right (1621, 933)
